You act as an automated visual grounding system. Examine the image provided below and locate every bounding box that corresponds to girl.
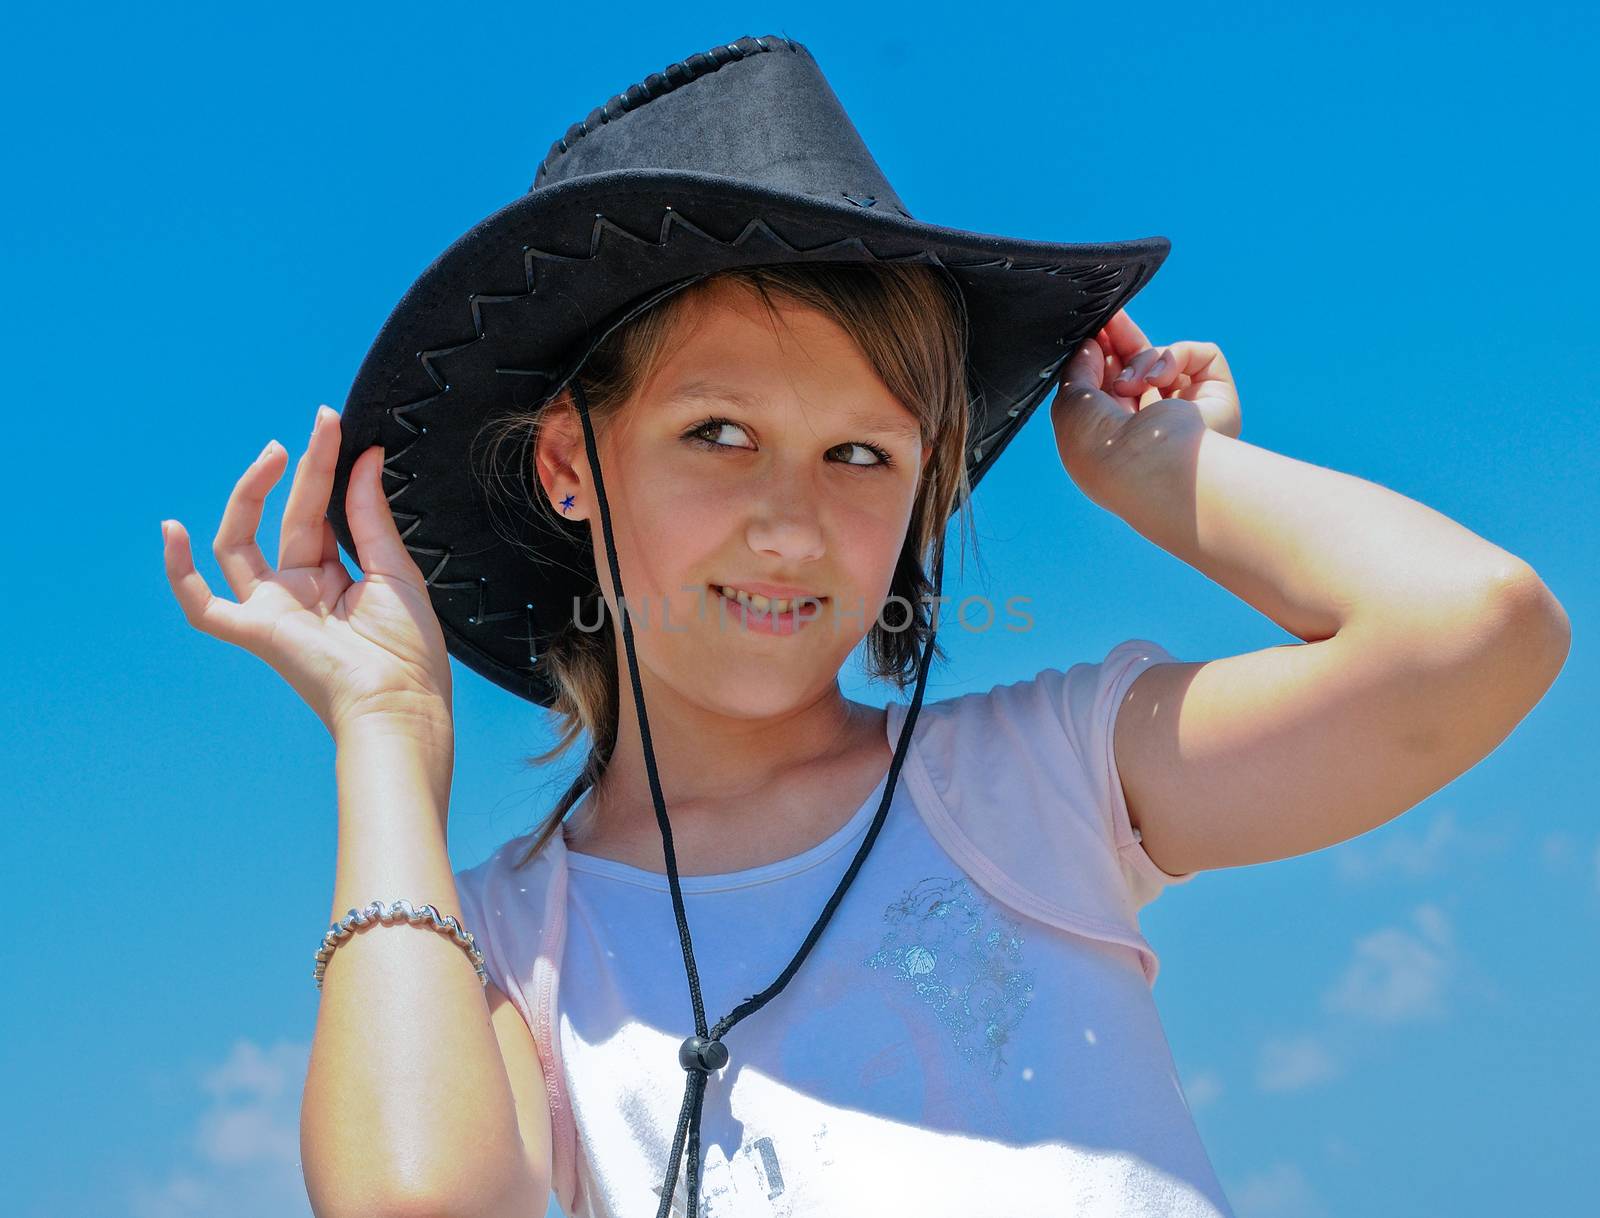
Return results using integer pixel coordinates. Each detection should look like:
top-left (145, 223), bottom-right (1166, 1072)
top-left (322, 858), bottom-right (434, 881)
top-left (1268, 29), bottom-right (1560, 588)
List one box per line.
top-left (160, 35), bottom-right (1569, 1218)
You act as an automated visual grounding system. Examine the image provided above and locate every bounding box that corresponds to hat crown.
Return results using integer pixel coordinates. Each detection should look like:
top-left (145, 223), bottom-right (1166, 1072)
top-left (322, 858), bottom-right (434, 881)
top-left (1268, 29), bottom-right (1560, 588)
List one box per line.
top-left (530, 35), bottom-right (912, 219)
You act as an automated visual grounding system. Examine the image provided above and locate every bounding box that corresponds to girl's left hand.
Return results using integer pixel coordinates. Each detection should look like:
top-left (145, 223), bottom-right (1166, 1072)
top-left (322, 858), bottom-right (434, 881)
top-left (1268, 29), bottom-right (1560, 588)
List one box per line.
top-left (1051, 309), bottom-right (1242, 488)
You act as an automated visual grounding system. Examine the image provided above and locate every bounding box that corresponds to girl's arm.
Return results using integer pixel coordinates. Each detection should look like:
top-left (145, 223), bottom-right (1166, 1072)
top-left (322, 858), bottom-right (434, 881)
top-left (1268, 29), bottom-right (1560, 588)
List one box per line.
top-left (300, 719), bottom-right (550, 1218)
top-left (161, 409), bottom-right (550, 1214)
top-left (1053, 327), bottom-right (1570, 875)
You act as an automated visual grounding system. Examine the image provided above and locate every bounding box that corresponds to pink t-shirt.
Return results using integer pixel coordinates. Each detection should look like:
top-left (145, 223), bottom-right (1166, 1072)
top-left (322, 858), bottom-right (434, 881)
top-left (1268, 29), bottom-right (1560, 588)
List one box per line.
top-left (455, 638), bottom-right (1234, 1217)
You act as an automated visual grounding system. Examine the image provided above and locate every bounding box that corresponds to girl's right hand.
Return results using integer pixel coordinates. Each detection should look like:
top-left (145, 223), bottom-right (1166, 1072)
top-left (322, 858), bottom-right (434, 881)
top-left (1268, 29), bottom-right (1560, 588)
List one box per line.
top-left (161, 405), bottom-right (454, 742)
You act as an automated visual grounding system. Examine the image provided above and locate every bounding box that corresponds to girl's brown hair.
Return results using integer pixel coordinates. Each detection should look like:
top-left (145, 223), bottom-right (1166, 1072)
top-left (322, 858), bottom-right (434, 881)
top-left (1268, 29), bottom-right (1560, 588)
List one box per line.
top-left (475, 261), bottom-right (980, 868)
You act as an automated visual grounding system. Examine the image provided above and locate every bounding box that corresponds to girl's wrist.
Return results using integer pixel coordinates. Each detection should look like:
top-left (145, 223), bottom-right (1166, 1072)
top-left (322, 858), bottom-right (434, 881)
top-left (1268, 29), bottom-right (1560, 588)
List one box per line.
top-left (333, 703), bottom-right (454, 752)
top-left (334, 714), bottom-right (455, 820)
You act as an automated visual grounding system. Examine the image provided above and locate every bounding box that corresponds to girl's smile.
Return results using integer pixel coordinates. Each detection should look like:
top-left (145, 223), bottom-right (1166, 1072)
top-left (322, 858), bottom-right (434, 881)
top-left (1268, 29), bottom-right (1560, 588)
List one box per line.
top-left (710, 583), bottom-right (830, 636)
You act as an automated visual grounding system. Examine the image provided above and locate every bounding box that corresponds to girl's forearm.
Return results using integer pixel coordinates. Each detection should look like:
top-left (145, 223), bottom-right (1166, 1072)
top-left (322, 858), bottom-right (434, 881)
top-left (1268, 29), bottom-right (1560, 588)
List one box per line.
top-left (300, 725), bottom-right (542, 1218)
top-left (1078, 420), bottom-right (1551, 644)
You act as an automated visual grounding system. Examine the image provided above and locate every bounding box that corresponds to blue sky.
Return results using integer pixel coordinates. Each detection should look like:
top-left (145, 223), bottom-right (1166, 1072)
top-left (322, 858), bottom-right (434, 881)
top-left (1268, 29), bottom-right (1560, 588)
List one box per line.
top-left (5, 3), bottom-right (1595, 1216)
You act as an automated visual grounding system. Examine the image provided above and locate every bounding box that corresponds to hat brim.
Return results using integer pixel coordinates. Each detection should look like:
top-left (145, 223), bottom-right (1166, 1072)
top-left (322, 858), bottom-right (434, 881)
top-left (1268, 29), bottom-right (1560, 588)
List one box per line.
top-left (328, 167), bottom-right (1169, 707)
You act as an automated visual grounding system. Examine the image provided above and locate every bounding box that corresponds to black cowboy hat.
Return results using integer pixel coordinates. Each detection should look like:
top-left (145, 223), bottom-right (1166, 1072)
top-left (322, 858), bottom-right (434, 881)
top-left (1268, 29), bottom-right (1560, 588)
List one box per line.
top-left (325, 34), bottom-right (1170, 1217)
top-left (326, 33), bottom-right (1168, 710)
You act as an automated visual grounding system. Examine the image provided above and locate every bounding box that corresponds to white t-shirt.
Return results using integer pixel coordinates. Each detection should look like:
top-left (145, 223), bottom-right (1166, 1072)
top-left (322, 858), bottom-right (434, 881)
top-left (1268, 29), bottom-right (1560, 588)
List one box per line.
top-left (456, 639), bottom-right (1235, 1218)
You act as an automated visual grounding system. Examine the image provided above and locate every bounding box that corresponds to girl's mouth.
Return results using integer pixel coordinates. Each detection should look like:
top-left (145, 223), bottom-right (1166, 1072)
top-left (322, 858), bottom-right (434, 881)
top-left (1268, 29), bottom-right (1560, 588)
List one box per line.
top-left (709, 584), bottom-right (828, 636)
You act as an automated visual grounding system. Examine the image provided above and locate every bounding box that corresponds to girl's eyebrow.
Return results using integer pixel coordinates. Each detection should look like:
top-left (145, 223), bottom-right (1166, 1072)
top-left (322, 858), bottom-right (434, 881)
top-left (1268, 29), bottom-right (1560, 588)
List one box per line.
top-left (664, 378), bottom-right (923, 442)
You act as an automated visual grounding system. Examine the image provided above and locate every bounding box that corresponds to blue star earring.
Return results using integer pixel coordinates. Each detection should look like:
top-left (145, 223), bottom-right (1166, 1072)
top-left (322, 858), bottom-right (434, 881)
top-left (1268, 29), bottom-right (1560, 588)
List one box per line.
top-left (560, 494), bottom-right (576, 514)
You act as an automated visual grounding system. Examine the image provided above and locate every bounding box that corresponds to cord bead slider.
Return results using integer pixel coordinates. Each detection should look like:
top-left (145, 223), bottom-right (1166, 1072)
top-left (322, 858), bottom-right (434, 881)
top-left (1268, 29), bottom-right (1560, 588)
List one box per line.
top-left (678, 1034), bottom-right (730, 1073)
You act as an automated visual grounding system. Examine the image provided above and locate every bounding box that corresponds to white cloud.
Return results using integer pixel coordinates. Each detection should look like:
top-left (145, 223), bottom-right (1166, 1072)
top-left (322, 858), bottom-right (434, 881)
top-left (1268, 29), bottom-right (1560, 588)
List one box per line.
top-left (1538, 829), bottom-right (1578, 873)
top-left (1255, 1035), bottom-right (1341, 1093)
top-left (1321, 904), bottom-right (1454, 1024)
top-left (1322, 1134), bottom-right (1359, 1163)
top-left (1536, 829), bottom-right (1600, 898)
top-left (1411, 901), bottom-right (1453, 950)
top-left (201, 1037), bottom-right (302, 1102)
top-left (194, 1098), bottom-right (302, 1170)
top-left (193, 1039), bottom-right (306, 1167)
top-left (129, 1038), bottom-right (313, 1218)
top-left (1230, 1161), bottom-right (1326, 1218)
top-left (1183, 1068), bottom-right (1224, 1110)
top-left (1333, 807), bottom-right (1508, 882)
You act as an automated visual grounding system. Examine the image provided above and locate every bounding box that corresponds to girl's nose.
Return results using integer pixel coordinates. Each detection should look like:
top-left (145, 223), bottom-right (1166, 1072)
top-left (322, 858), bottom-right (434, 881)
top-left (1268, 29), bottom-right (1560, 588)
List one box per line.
top-left (747, 514), bottom-right (826, 563)
top-left (744, 472), bottom-right (826, 563)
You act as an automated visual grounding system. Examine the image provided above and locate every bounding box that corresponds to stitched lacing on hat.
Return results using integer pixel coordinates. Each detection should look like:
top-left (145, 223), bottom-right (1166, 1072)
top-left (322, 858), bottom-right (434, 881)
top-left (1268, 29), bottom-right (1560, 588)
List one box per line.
top-left (533, 35), bottom-right (799, 190)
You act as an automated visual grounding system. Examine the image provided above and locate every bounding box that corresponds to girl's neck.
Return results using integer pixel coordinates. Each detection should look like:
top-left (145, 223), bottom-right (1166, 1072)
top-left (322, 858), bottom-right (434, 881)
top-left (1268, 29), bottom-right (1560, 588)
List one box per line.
top-left (565, 688), bottom-right (893, 873)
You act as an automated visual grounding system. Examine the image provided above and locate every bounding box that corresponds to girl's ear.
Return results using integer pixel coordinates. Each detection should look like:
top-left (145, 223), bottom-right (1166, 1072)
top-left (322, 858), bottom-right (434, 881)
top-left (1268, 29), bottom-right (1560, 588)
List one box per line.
top-left (533, 391), bottom-right (591, 521)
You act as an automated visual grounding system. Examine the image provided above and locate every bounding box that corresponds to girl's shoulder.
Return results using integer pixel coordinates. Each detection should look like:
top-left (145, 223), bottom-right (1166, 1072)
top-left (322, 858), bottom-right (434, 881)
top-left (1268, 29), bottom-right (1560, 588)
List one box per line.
top-left (896, 637), bottom-right (1177, 800)
top-left (887, 637), bottom-right (1191, 970)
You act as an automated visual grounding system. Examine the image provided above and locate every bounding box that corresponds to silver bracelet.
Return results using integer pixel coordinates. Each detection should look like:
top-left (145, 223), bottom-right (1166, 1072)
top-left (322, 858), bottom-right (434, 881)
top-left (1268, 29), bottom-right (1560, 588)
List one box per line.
top-left (314, 899), bottom-right (488, 991)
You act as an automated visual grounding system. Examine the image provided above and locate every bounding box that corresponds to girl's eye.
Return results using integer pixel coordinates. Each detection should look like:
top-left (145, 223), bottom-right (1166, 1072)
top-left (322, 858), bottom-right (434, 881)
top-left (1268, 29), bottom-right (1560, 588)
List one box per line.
top-left (681, 416), bottom-right (895, 469)
top-left (684, 418), bottom-right (756, 452)
top-left (832, 441), bottom-right (894, 468)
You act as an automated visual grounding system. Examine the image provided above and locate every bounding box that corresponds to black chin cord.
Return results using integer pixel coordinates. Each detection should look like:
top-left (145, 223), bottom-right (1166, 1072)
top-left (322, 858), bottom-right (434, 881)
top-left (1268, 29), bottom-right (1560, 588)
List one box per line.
top-left (569, 379), bottom-right (945, 1218)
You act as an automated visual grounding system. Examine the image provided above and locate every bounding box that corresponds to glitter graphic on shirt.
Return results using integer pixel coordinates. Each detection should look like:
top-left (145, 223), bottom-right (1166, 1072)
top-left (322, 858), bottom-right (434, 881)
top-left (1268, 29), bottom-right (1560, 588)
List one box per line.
top-left (863, 876), bottom-right (1036, 1077)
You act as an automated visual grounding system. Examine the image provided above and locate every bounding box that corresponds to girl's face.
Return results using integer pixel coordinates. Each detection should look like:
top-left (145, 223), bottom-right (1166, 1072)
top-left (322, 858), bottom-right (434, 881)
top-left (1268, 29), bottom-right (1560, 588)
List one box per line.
top-left (541, 279), bottom-right (933, 718)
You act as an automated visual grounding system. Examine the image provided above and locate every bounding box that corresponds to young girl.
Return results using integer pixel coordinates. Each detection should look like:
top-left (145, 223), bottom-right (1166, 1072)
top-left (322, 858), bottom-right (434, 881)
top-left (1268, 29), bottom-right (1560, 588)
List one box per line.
top-left (160, 35), bottom-right (1569, 1218)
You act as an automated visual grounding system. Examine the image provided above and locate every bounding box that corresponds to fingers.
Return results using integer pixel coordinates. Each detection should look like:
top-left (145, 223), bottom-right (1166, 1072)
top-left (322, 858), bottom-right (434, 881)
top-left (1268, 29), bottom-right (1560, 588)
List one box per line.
top-left (320, 516), bottom-right (342, 569)
top-left (279, 406), bottom-right (341, 572)
top-left (1060, 335), bottom-right (1110, 391)
top-left (1101, 311), bottom-right (1167, 407)
top-left (1184, 340), bottom-right (1233, 389)
top-left (344, 443), bottom-right (428, 588)
top-left (1103, 310), bottom-right (1155, 362)
top-left (1111, 344), bottom-right (1174, 402)
top-left (1161, 341), bottom-right (1242, 437)
top-left (162, 517), bottom-right (250, 644)
top-left (1111, 340), bottom-right (1243, 435)
top-left (213, 440), bottom-right (287, 600)
top-left (1127, 341), bottom-right (1223, 392)
top-left (1053, 336), bottom-right (1140, 448)
top-left (1072, 325), bottom-right (1237, 431)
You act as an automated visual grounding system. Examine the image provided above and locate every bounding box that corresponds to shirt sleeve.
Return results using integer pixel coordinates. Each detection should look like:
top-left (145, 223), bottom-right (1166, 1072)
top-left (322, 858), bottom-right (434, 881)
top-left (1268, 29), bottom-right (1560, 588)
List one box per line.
top-left (1035, 637), bottom-right (1198, 905)
top-left (450, 836), bottom-right (543, 1001)
top-left (451, 855), bottom-right (505, 995)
